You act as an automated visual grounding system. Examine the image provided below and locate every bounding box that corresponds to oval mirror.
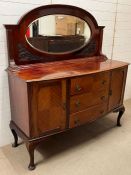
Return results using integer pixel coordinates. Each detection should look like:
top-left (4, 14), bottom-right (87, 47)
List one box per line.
top-left (25, 15), bottom-right (91, 54)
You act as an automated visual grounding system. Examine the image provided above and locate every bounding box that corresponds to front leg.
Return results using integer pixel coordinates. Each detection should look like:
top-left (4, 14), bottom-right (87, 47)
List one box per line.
top-left (11, 129), bottom-right (18, 147)
top-left (26, 141), bottom-right (39, 170)
top-left (116, 106), bottom-right (125, 127)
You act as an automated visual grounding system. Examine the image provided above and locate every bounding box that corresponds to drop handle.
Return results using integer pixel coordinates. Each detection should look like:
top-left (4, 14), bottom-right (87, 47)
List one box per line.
top-left (62, 102), bottom-right (66, 110)
top-left (109, 89), bottom-right (112, 96)
top-left (100, 96), bottom-right (105, 100)
top-left (102, 80), bottom-right (106, 85)
top-left (74, 119), bottom-right (80, 125)
top-left (100, 110), bottom-right (104, 114)
top-left (75, 100), bottom-right (81, 107)
top-left (75, 85), bottom-right (82, 92)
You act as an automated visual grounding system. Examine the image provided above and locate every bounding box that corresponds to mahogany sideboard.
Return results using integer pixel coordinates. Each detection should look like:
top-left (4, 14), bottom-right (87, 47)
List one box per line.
top-left (5, 4), bottom-right (129, 170)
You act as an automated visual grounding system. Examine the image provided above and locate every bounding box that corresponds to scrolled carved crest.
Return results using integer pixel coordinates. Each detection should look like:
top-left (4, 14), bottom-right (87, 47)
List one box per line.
top-left (18, 44), bottom-right (42, 61)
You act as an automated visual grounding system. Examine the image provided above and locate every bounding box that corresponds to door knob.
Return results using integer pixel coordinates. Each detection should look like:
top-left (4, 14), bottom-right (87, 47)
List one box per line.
top-left (75, 100), bottom-right (80, 107)
top-left (75, 85), bottom-right (82, 91)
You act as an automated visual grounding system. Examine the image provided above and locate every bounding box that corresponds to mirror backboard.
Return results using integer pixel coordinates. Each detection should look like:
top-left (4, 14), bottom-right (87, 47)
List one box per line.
top-left (5, 4), bottom-right (106, 65)
top-left (25, 15), bottom-right (91, 53)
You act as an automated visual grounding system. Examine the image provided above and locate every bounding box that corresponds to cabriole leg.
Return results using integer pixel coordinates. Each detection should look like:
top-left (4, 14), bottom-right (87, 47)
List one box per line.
top-left (26, 142), bottom-right (37, 170)
top-left (117, 106), bottom-right (125, 127)
top-left (11, 129), bottom-right (18, 147)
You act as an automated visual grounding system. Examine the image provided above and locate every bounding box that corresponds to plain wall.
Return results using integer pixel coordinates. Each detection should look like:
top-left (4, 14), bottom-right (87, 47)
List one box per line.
top-left (0, 0), bottom-right (130, 146)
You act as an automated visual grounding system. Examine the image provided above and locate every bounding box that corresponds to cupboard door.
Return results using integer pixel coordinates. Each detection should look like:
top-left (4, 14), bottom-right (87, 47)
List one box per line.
top-left (108, 67), bottom-right (128, 111)
top-left (30, 81), bottom-right (66, 137)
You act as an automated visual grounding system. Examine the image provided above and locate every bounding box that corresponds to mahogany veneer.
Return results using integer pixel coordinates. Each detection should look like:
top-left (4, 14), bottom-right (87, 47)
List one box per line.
top-left (5, 4), bottom-right (129, 170)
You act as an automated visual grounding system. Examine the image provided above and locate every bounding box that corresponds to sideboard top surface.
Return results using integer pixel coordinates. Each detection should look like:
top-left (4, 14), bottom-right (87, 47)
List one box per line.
top-left (7, 57), bottom-right (129, 82)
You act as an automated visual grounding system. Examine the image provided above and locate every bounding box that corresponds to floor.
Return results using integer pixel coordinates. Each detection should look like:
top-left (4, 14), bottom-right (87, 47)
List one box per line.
top-left (0, 99), bottom-right (131, 175)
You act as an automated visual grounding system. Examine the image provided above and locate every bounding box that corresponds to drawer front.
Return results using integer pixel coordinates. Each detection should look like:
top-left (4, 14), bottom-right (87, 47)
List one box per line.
top-left (70, 72), bottom-right (110, 96)
top-left (70, 89), bottom-right (108, 114)
top-left (69, 103), bottom-right (108, 128)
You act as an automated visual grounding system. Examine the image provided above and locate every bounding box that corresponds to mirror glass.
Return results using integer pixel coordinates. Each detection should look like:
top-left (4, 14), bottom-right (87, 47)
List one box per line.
top-left (25, 15), bottom-right (91, 53)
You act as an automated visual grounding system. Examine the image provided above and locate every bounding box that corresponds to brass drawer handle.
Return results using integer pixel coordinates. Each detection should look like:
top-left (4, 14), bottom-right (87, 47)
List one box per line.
top-left (102, 80), bottom-right (106, 85)
top-left (62, 102), bottom-right (66, 110)
top-left (75, 100), bottom-right (80, 107)
top-left (109, 89), bottom-right (112, 96)
top-left (100, 110), bottom-right (104, 114)
top-left (75, 85), bottom-right (82, 92)
top-left (74, 119), bottom-right (80, 125)
top-left (101, 96), bottom-right (105, 100)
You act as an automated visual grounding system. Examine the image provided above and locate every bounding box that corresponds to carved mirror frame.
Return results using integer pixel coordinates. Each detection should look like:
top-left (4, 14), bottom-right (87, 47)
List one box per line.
top-left (5, 4), bottom-right (106, 65)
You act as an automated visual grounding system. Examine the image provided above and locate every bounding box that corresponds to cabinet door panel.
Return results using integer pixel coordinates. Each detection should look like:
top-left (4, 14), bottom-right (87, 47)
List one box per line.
top-left (108, 67), bottom-right (127, 111)
top-left (38, 82), bottom-right (66, 135)
top-left (30, 81), bottom-right (66, 137)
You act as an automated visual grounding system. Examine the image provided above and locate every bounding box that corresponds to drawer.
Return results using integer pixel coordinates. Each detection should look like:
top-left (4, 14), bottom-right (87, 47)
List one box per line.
top-left (70, 72), bottom-right (110, 96)
top-left (69, 103), bottom-right (108, 128)
top-left (70, 89), bottom-right (109, 114)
